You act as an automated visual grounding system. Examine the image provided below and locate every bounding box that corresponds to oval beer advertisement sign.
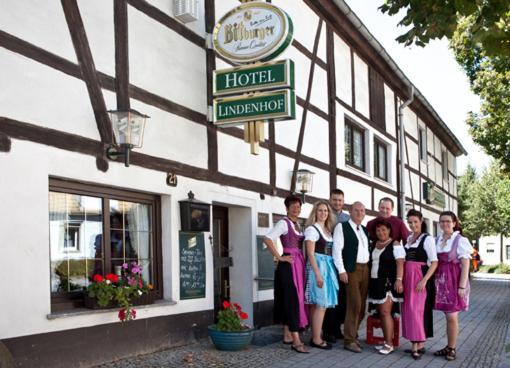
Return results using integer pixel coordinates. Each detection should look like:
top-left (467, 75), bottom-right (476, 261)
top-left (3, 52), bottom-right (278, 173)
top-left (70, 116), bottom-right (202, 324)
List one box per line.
top-left (212, 2), bottom-right (293, 64)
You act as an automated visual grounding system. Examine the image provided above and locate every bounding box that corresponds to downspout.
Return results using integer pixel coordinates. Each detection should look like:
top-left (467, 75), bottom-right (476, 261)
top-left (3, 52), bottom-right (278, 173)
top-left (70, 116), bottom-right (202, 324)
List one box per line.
top-left (398, 86), bottom-right (414, 218)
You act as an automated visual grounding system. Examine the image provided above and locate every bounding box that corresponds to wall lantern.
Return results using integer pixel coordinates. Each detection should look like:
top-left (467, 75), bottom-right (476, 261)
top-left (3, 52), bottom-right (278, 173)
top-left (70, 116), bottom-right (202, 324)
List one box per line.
top-left (294, 169), bottom-right (315, 201)
top-left (106, 109), bottom-right (149, 167)
top-left (179, 191), bottom-right (211, 232)
top-left (173, 0), bottom-right (198, 23)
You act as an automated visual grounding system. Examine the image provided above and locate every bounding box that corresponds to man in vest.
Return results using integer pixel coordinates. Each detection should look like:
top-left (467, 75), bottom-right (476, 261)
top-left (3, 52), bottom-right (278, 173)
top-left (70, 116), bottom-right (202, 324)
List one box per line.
top-left (323, 189), bottom-right (350, 343)
top-left (332, 201), bottom-right (369, 353)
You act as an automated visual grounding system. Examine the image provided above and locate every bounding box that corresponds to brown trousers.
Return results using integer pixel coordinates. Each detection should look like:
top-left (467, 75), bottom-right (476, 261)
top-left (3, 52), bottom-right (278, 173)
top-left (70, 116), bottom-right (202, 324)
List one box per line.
top-left (343, 263), bottom-right (369, 344)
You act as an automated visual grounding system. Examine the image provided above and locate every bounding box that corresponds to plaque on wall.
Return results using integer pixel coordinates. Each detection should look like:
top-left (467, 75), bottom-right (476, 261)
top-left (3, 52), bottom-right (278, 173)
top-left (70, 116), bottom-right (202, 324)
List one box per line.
top-left (179, 232), bottom-right (206, 300)
top-left (258, 212), bottom-right (269, 228)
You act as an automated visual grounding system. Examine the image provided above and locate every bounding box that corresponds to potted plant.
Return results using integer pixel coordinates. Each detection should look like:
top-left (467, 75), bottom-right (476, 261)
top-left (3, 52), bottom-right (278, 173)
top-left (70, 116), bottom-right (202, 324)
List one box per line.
top-left (208, 301), bottom-right (254, 351)
top-left (85, 262), bottom-right (154, 322)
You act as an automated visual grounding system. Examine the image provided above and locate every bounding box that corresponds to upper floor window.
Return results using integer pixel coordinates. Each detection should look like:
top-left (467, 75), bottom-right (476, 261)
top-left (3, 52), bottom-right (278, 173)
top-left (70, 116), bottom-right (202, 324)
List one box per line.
top-left (49, 179), bottom-right (161, 311)
top-left (345, 119), bottom-right (365, 171)
top-left (419, 128), bottom-right (427, 162)
top-left (374, 139), bottom-right (388, 181)
top-left (442, 151), bottom-right (448, 180)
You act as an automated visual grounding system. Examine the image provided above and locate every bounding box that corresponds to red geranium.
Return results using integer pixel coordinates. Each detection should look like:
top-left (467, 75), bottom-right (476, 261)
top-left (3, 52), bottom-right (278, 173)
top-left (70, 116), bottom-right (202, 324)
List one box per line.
top-left (222, 300), bottom-right (231, 309)
top-left (240, 312), bottom-right (248, 320)
top-left (93, 274), bottom-right (103, 283)
top-left (105, 273), bottom-right (119, 283)
top-left (216, 301), bottom-right (250, 331)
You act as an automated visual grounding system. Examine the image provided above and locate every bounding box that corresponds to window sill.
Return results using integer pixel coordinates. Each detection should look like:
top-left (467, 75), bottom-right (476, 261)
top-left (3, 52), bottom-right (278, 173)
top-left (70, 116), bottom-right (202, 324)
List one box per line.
top-left (47, 299), bottom-right (177, 320)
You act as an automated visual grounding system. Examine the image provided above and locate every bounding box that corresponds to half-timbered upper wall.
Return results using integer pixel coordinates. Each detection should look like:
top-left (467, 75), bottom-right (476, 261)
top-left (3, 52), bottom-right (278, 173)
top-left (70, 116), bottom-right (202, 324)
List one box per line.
top-left (334, 34), bottom-right (352, 105)
top-left (0, 48), bottom-right (101, 140)
top-left (80, 0), bottom-right (115, 76)
top-left (353, 53), bottom-right (369, 118)
top-left (0, 0), bottom-right (77, 62)
top-left (384, 84), bottom-right (396, 137)
top-left (146, 0), bottom-right (206, 37)
top-left (128, 6), bottom-right (207, 114)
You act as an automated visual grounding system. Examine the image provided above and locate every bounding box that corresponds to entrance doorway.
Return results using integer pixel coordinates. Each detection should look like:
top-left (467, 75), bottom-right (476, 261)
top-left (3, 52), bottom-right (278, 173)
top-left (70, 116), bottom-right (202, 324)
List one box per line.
top-left (212, 205), bottom-right (230, 319)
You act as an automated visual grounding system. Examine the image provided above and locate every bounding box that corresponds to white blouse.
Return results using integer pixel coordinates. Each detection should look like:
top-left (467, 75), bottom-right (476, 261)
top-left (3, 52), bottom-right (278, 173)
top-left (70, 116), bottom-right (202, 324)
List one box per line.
top-left (265, 218), bottom-right (302, 241)
top-left (436, 231), bottom-right (472, 259)
top-left (304, 223), bottom-right (333, 242)
top-left (405, 233), bottom-right (438, 264)
top-left (370, 244), bottom-right (405, 279)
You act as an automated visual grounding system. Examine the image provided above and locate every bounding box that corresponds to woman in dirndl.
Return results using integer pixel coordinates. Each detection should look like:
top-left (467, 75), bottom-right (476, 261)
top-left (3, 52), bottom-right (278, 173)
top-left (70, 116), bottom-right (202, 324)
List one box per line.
top-left (433, 211), bottom-right (472, 361)
top-left (264, 195), bottom-right (309, 353)
top-left (367, 219), bottom-right (405, 355)
top-left (402, 209), bottom-right (438, 360)
top-left (304, 200), bottom-right (339, 350)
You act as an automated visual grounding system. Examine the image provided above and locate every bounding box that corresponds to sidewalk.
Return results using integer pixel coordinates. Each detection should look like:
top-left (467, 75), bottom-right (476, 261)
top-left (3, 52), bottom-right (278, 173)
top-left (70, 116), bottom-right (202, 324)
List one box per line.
top-left (95, 279), bottom-right (510, 368)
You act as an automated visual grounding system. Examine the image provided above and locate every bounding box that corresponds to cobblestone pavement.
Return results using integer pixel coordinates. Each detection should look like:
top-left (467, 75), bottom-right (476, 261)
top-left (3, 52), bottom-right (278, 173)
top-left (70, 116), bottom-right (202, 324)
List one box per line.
top-left (95, 279), bottom-right (510, 368)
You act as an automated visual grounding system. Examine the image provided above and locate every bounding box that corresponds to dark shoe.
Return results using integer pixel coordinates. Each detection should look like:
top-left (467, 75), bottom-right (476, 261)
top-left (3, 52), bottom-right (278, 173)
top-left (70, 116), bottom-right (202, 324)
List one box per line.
top-left (405, 348), bottom-right (425, 354)
top-left (291, 344), bottom-right (309, 354)
top-left (434, 346), bottom-right (453, 357)
top-left (323, 334), bottom-right (336, 343)
top-left (344, 342), bottom-right (362, 353)
top-left (446, 348), bottom-right (456, 361)
top-left (411, 350), bottom-right (422, 360)
top-left (310, 340), bottom-right (332, 350)
top-left (283, 340), bottom-right (293, 345)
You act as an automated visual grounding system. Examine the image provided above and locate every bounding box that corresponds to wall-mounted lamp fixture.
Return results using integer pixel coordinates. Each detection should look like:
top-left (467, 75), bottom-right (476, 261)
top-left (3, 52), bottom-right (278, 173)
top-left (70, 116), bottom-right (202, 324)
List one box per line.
top-left (106, 109), bottom-right (149, 167)
top-left (293, 169), bottom-right (315, 202)
top-left (173, 0), bottom-right (198, 23)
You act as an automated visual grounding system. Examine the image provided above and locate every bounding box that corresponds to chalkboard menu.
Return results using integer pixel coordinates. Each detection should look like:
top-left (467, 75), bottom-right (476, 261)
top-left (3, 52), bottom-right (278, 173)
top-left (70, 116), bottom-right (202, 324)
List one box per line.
top-left (256, 235), bottom-right (275, 290)
top-left (179, 232), bottom-right (206, 300)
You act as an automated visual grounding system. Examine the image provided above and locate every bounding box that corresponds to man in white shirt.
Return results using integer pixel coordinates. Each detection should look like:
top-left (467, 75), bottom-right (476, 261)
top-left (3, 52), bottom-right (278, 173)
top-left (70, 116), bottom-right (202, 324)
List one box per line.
top-left (332, 202), bottom-right (369, 353)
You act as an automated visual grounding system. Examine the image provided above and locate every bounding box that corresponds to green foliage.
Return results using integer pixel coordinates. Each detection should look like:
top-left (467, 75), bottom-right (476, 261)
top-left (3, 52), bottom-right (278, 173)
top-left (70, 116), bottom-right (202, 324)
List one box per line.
top-left (458, 162), bottom-right (510, 241)
top-left (379, 0), bottom-right (510, 57)
top-left (380, 1), bottom-right (510, 167)
top-left (479, 263), bottom-right (510, 274)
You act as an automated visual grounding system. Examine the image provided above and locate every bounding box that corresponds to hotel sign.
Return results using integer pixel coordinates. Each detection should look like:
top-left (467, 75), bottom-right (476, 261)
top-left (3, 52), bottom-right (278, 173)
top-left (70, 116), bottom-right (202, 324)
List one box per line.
top-left (423, 182), bottom-right (446, 208)
top-left (213, 89), bottom-right (295, 126)
top-left (213, 59), bottom-right (294, 96)
top-left (212, 2), bottom-right (293, 64)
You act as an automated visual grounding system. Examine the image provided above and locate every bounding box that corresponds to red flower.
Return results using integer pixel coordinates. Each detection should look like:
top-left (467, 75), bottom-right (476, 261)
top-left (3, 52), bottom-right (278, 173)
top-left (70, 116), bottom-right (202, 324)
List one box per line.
top-left (233, 303), bottom-right (241, 311)
top-left (222, 301), bottom-right (231, 309)
top-left (240, 312), bottom-right (248, 320)
top-left (118, 308), bottom-right (126, 321)
top-left (105, 273), bottom-right (119, 283)
top-left (131, 309), bottom-right (137, 319)
top-left (93, 274), bottom-right (103, 283)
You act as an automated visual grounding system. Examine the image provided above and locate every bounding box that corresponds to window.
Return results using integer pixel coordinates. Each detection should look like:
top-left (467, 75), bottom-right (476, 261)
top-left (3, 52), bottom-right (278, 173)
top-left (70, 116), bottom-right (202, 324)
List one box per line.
top-left (344, 119), bottom-right (365, 171)
top-left (506, 245), bottom-right (510, 260)
top-left (419, 128), bottom-right (427, 162)
top-left (442, 151), bottom-right (448, 180)
top-left (433, 221), bottom-right (440, 237)
top-left (374, 139), bottom-right (388, 181)
top-left (49, 179), bottom-right (161, 310)
top-left (486, 243), bottom-right (494, 253)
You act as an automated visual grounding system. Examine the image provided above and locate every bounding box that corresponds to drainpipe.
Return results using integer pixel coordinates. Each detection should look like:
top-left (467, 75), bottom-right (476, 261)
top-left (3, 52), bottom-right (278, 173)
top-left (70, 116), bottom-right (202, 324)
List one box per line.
top-left (398, 86), bottom-right (414, 218)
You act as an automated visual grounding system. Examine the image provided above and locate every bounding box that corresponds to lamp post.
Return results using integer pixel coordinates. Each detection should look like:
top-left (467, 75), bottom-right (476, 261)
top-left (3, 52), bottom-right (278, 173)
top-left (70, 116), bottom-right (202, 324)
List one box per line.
top-left (294, 169), bottom-right (315, 202)
top-left (106, 109), bottom-right (149, 167)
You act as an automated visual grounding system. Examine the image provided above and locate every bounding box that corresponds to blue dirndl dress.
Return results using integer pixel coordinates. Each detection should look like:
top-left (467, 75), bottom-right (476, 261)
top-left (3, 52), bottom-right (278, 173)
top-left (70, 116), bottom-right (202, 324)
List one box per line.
top-left (304, 225), bottom-right (339, 308)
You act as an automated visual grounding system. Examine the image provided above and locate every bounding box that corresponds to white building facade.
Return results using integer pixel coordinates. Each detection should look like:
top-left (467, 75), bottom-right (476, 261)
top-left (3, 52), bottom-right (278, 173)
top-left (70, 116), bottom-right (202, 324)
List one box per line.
top-left (0, 0), bottom-right (465, 366)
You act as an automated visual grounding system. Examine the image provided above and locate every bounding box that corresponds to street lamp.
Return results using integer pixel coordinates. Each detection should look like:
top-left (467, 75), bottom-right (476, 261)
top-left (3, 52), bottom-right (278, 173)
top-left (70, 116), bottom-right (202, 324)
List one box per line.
top-left (106, 109), bottom-right (149, 167)
top-left (294, 169), bottom-right (315, 202)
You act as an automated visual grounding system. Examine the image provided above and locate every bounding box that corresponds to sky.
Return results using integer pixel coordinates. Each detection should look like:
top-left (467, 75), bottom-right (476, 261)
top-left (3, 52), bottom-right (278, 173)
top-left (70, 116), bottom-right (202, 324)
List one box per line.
top-left (343, 0), bottom-right (492, 175)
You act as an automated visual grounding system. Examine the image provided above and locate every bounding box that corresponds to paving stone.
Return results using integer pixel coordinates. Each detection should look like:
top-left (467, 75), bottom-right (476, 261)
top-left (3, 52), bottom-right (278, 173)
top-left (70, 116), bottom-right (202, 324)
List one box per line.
top-left (94, 280), bottom-right (510, 368)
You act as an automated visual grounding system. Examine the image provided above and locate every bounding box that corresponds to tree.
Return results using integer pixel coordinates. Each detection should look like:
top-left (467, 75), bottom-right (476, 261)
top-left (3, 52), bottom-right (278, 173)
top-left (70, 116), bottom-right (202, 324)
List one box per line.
top-left (379, 1), bottom-right (510, 57)
top-left (460, 162), bottom-right (510, 262)
top-left (380, 1), bottom-right (510, 170)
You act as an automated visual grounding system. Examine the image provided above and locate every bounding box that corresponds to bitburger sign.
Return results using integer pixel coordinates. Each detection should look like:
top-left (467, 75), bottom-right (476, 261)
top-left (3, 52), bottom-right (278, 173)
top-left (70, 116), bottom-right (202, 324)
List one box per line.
top-left (212, 2), bottom-right (293, 64)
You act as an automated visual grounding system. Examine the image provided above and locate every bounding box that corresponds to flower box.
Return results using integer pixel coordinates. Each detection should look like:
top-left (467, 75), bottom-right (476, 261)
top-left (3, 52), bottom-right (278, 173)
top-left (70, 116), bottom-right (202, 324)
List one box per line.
top-left (84, 291), bottom-right (155, 310)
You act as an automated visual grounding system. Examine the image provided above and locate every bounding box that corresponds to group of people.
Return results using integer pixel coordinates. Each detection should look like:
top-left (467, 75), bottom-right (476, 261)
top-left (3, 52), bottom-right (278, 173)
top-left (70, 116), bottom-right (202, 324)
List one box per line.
top-left (263, 190), bottom-right (471, 361)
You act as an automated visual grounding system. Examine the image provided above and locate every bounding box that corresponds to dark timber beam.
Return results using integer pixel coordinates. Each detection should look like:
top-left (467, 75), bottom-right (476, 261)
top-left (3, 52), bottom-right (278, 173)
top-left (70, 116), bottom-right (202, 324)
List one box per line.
top-left (114, 0), bottom-right (130, 110)
top-left (205, 0), bottom-right (218, 173)
top-left (0, 133), bottom-right (11, 152)
top-left (61, 0), bottom-right (113, 144)
top-left (290, 19), bottom-right (323, 193)
top-left (326, 26), bottom-right (337, 192)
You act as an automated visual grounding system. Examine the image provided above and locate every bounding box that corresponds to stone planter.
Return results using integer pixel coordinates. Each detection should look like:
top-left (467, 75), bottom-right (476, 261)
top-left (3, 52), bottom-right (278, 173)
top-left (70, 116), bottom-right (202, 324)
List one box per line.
top-left (207, 325), bottom-right (254, 351)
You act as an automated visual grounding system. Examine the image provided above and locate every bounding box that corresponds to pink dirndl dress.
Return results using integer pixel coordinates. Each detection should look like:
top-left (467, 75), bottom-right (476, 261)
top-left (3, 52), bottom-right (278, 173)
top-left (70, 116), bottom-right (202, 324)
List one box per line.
top-left (434, 234), bottom-right (470, 313)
